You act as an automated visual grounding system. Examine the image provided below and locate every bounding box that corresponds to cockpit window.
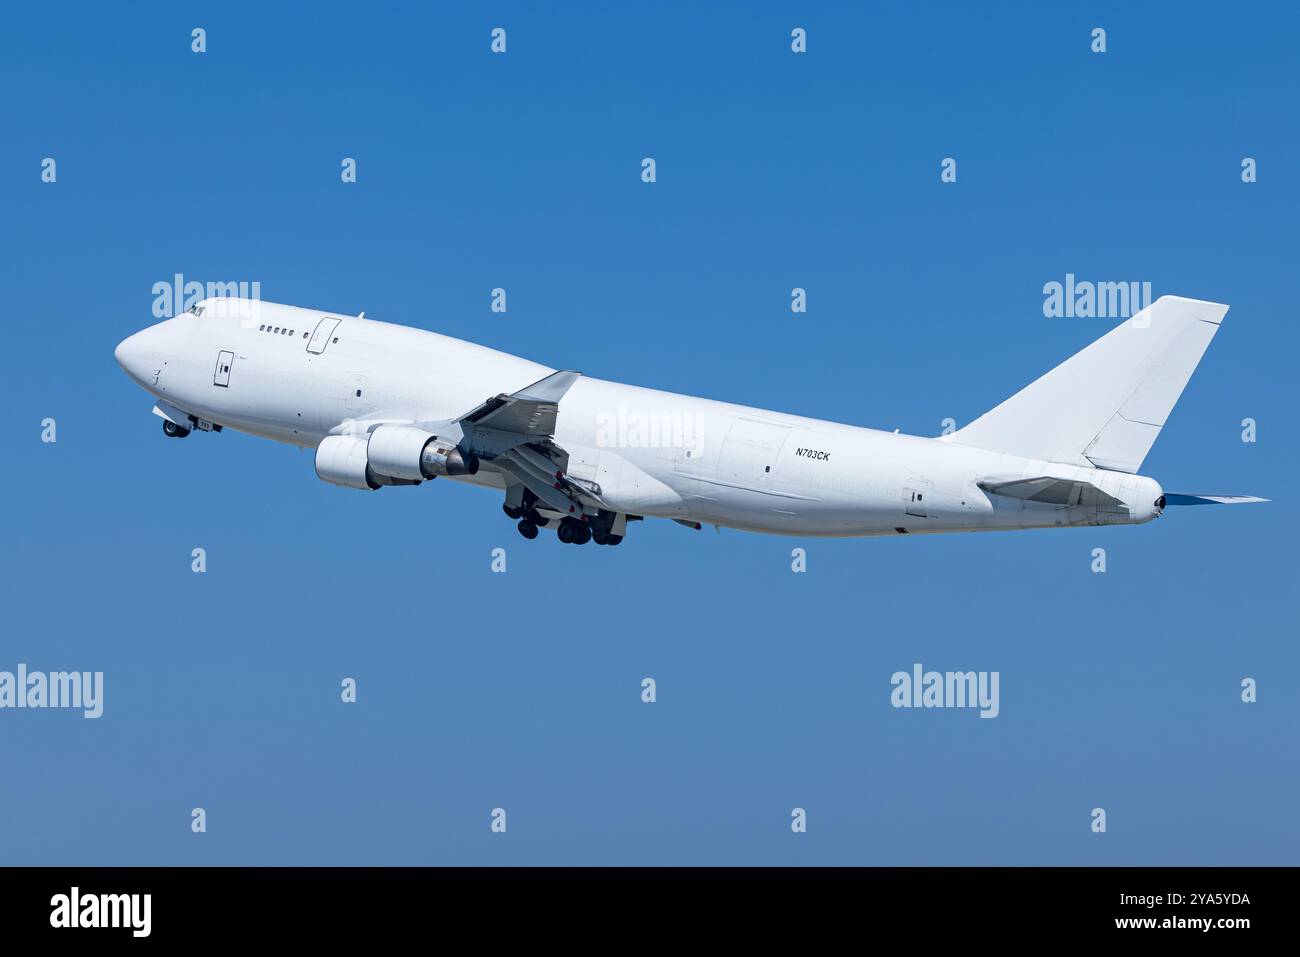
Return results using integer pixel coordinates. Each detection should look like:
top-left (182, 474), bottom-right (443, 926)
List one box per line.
top-left (188, 303), bottom-right (205, 317)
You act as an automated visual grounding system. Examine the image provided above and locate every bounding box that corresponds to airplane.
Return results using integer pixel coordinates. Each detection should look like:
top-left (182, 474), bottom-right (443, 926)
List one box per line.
top-left (114, 294), bottom-right (1264, 547)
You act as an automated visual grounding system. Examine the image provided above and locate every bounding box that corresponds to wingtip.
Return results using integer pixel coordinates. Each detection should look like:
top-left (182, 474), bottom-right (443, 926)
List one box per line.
top-left (1151, 295), bottom-right (1230, 324)
top-left (514, 369), bottom-right (583, 403)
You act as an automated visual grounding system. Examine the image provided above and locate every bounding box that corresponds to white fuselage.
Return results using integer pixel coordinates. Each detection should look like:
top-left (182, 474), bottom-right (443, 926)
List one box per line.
top-left (115, 299), bottom-right (1163, 538)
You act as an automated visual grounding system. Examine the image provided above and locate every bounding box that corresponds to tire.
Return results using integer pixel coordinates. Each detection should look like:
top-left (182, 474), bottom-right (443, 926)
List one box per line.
top-left (503, 504), bottom-right (524, 520)
top-left (573, 524), bottom-right (592, 545)
top-left (556, 521), bottom-right (576, 544)
top-left (162, 420), bottom-right (190, 438)
top-left (592, 530), bottom-right (610, 546)
top-left (605, 534), bottom-right (623, 546)
top-left (517, 519), bottom-right (538, 540)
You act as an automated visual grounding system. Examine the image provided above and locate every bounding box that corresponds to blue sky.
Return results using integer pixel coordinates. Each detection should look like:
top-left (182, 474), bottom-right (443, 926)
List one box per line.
top-left (1, 1), bottom-right (1296, 864)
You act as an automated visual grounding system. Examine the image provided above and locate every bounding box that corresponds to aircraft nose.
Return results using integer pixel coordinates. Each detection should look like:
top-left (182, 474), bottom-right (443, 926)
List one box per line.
top-left (114, 329), bottom-right (158, 387)
top-left (115, 331), bottom-right (143, 373)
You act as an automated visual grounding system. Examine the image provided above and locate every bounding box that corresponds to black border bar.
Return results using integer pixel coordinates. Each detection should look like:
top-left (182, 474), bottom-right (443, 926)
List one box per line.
top-left (0, 866), bottom-right (1284, 943)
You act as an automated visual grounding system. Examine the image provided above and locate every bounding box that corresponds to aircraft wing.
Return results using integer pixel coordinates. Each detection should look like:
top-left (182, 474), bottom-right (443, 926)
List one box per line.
top-left (423, 370), bottom-right (604, 514)
top-left (457, 370), bottom-right (581, 438)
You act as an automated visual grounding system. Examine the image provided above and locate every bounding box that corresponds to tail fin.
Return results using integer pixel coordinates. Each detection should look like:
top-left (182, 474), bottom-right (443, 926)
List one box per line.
top-left (943, 296), bottom-right (1228, 472)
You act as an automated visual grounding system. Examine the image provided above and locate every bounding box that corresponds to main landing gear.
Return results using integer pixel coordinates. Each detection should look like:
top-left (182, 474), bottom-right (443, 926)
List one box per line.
top-left (162, 419), bottom-right (191, 438)
top-left (507, 497), bottom-right (551, 541)
top-left (556, 517), bottom-right (592, 545)
top-left (506, 497), bottom-right (624, 546)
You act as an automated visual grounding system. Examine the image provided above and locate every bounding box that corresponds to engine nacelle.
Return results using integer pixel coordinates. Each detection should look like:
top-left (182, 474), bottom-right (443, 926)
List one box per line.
top-left (316, 427), bottom-right (479, 491)
top-left (367, 424), bottom-right (479, 480)
top-left (315, 434), bottom-right (380, 490)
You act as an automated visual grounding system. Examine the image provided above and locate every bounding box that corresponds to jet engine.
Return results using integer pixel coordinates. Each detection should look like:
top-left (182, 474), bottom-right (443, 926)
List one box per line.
top-left (315, 434), bottom-right (382, 490)
top-left (366, 425), bottom-right (479, 480)
top-left (315, 427), bottom-right (479, 491)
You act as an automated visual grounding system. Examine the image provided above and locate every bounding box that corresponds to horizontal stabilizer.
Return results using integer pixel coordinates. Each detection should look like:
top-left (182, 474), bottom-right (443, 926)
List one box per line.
top-left (978, 476), bottom-right (1123, 507)
top-left (1163, 493), bottom-right (1269, 506)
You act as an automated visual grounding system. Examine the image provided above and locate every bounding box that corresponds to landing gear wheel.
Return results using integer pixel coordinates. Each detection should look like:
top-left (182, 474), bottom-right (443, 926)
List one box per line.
top-left (516, 519), bottom-right (538, 539)
top-left (558, 518), bottom-right (591, 544)
top-left (605, 534), bottom-right (623, 546)
top-left (503, 504), bottom-right (524, 520)
top-left (592, 530), bottom-right (610, 545)
top-left (162, 420), bottom-right (190, 438)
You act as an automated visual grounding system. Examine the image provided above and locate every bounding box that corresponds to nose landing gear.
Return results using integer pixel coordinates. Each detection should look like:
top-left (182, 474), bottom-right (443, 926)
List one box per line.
top-left (162, 419), bottom-right (191, 438)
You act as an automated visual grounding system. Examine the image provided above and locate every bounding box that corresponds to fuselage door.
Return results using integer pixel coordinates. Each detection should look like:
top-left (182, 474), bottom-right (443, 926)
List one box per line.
top-left (717, 419), bottom-right (791, 491)
top-left (307, 317), bottom-right (342, 354)
top-left (213, 350), bottom-right (234, 388)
